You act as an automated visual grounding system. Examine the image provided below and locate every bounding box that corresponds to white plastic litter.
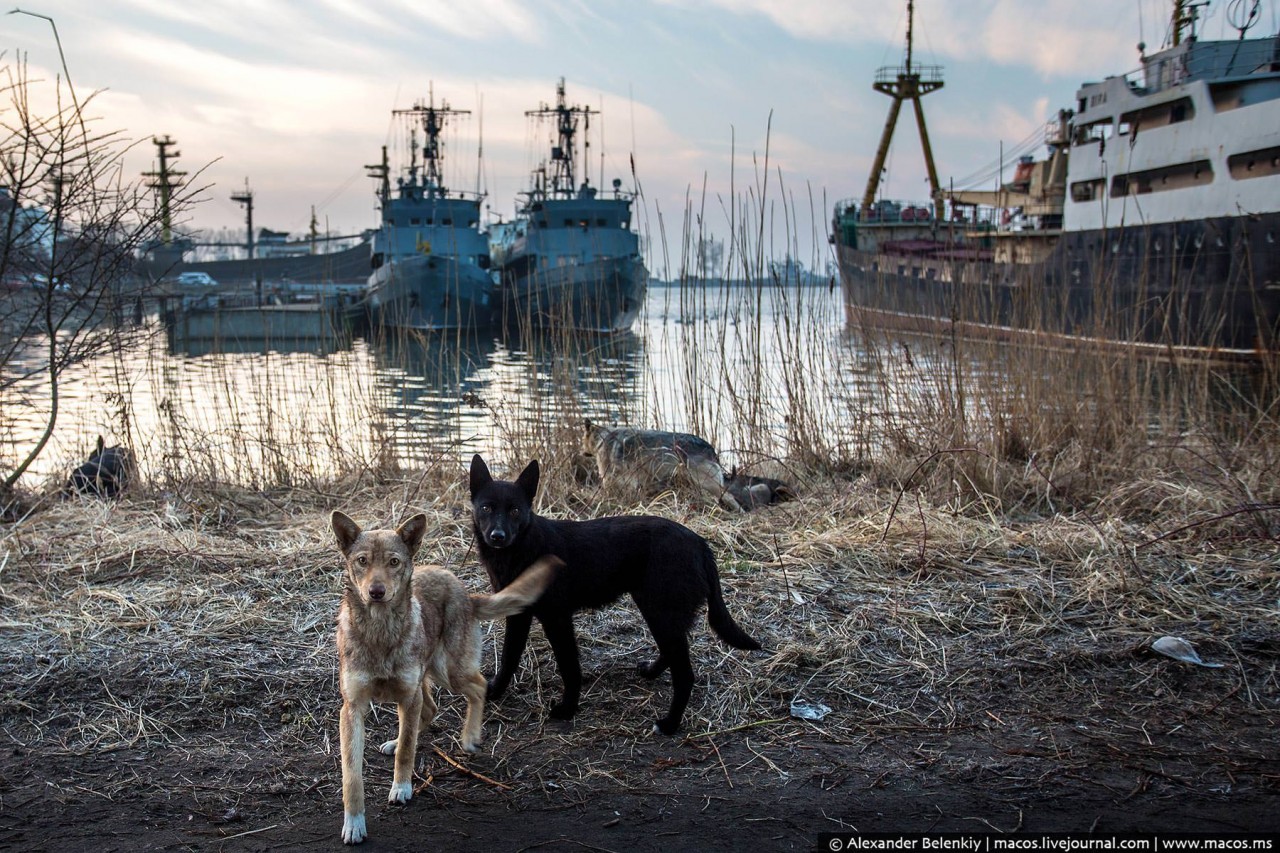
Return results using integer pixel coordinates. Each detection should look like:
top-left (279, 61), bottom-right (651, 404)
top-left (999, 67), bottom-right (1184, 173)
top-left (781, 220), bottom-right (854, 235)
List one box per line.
top-left (789, 700), bottom-right (832, 721)
top-left (1152, 635), bottom-right (1224, 669)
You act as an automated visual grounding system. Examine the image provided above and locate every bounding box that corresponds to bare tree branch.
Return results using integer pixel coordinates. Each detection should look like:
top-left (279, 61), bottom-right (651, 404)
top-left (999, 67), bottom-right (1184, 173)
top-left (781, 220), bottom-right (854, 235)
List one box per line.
top-left (1, 41), bottom-right (200, 492)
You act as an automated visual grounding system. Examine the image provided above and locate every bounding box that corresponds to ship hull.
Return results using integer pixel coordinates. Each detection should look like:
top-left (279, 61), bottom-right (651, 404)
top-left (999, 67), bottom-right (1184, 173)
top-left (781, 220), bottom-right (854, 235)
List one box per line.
top-left (367, 254), bottom-right (495, 332)
top-left (837, 213), bottom-right (1280, 360)
top-left (498, 256), bottom-right (647, 334)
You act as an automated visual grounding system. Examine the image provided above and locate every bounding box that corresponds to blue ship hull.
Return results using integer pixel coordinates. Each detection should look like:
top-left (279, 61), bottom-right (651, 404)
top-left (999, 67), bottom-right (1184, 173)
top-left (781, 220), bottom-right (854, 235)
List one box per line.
top-left (498, 255), bottom-right (647, 334)
top-left (368, 254), bottom-right (495, 332)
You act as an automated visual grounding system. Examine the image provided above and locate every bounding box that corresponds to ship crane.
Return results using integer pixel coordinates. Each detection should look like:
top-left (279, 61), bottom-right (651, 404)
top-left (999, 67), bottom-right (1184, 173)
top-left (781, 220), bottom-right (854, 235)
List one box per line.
top-left (862, 0), bottom-right (945, 220)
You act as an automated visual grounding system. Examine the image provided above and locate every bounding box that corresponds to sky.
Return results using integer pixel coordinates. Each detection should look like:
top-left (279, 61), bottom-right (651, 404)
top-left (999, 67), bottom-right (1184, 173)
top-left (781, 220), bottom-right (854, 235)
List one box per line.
top-left (3, 0), bottom-right (1273, 271)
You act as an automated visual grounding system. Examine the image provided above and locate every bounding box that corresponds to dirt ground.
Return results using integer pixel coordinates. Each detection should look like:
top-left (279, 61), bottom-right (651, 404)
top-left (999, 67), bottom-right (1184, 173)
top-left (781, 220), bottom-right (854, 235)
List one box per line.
top-left (2, 662), bottom-right (1277, 852)
top-left (1, 482), bottom-right (1277, 851)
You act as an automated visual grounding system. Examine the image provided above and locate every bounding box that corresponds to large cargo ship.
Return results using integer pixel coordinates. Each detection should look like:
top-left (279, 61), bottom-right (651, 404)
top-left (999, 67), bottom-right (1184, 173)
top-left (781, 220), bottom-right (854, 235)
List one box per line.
top-left (832, 0), bottom-right (1280, 359)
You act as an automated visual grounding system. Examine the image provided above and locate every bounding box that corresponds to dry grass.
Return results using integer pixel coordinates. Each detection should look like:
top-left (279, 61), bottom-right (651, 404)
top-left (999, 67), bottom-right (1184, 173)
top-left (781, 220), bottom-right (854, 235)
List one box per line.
top-left (1, 463), bottom-right (1275, 809)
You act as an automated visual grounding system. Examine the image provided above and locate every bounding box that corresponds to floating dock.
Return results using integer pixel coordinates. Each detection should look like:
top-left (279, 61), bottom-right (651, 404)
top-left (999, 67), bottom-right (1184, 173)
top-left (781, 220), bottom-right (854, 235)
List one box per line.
top-left (164, 297), bottom-right (362, 354)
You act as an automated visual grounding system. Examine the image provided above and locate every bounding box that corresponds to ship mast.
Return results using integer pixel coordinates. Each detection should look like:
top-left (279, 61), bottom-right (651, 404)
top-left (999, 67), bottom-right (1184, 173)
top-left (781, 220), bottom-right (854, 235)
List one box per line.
top-left (526, 78), bottom-right (597, 198)
top-left (231, 180), bottom-right (254, 259)
top-left (862, 0), bottom-right (945, 220)
top-left (365, 145), bottom-right (390, 205)
top-left (393, 88), bottom-right (470, 197)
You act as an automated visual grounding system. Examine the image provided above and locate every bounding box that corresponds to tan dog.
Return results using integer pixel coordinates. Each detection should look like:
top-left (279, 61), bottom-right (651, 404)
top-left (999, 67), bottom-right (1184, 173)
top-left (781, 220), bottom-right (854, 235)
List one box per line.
top-left (331, 511), bottom-right (557, 845)
top-left (582, 420), bottom-right (743, 511)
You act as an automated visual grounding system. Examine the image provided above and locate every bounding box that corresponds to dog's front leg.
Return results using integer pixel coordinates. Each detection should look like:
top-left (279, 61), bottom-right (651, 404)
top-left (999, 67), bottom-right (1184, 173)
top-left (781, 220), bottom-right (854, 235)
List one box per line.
top-left (541, 614), bottom-right (582, 719)
top-left (487, 611), bottom-right (532, 700)
top-left (339, 697), bottom-right (369, 844)
top-left (388, 688), bottom-right (422, 804)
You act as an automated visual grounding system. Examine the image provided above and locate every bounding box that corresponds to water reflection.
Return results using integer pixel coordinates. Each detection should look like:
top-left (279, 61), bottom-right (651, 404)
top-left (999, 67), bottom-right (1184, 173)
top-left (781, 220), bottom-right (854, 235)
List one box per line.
top-left (370, 330), bottom-right (496, 465)
top-left (2, 285), bottom-right (848, 487)
top-left (369, 328), bottom-right (649, 468)
top-left (168, 332), bottom-right (354, 358)
top-left (6, 263), bottom-right (1277, 505)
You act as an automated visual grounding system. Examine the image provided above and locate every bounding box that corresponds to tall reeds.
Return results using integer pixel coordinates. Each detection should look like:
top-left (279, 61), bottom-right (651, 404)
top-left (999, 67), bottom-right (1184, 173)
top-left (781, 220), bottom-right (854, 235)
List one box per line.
top-left (4, 170), bottom-right (1277, 526)
top-left (846, 284), bottom-right (1280, 517)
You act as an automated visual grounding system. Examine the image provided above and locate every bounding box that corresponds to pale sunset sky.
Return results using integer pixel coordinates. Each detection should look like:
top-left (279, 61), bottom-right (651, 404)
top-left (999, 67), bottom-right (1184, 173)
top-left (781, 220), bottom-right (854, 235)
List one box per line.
top-left (4, 1), bottom-right (1271, 267)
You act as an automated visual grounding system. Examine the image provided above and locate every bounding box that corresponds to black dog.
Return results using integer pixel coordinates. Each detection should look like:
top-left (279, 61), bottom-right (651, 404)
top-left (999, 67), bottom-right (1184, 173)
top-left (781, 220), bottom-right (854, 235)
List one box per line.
top-left (469, 454), bottom-right (761, 735)
top-left (66, 436), bottom-right (136, 498)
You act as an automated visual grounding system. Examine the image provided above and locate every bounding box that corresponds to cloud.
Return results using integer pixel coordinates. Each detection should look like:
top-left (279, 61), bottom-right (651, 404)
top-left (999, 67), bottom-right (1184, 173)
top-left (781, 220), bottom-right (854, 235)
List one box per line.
top-left (4, 0), bottom-right (1169, 248)
top-left (665, 0), bottom-right (1146, 79)
top-left (369, 0), bottom-right (544, 42)
top-left (935, 96), bottom-right (1050, 145)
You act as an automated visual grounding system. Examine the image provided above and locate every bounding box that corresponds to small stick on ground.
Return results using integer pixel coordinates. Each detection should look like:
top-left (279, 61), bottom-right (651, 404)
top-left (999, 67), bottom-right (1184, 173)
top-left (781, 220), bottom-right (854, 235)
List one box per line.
top-left (688, 717), bottom-right (789, 740)
top-left (433, 745), bottom-right (512, 791)
top-left (707, 736), bottom-right (733, 789)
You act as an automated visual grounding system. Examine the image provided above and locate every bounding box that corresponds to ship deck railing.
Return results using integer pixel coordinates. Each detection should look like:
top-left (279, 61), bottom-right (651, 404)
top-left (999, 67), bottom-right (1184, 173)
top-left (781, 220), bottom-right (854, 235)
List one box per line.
top-left (873, 64), bottom-right (944, 87)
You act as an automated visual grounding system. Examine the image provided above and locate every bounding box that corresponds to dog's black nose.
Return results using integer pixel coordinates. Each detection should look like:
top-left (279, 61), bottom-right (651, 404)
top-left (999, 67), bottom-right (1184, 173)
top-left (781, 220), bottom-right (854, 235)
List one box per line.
top-left (489, 529), bottom-right (507, 545)
top-left (369, 584), bottom-right (386, 601)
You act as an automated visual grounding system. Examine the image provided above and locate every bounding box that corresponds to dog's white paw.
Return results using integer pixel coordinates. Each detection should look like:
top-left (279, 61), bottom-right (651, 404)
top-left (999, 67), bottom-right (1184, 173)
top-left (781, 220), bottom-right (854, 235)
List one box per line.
top-left (379, 739), bottom-right (397, 756)
top-left (388, 781), bottom-right (413, 803)
top-left (342, 812), bottom-right (367, 845)
top-left (460, 735), bottom-right (481, 754)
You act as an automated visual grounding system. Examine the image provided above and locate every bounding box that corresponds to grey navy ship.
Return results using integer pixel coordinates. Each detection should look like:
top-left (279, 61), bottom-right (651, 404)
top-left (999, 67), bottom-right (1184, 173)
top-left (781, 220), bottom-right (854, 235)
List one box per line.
top-left (492, 79), bottom-right (646, 335)
top-left (365, 91), bottom-right (494, 332)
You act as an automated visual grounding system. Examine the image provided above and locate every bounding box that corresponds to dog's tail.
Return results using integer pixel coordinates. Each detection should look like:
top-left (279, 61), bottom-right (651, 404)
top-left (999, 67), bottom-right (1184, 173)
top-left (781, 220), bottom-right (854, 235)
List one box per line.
top-left (471, 556), bottom-right (562, 620)
top-left (703, 545), bottom-right (762, 651)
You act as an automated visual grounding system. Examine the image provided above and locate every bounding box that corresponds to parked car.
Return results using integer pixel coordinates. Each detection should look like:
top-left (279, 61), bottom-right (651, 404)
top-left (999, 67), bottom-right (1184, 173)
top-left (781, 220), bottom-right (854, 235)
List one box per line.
top-left (176, 271), bottom-right (217, 287)
top-left (32, 273), bottom-right (68, 291)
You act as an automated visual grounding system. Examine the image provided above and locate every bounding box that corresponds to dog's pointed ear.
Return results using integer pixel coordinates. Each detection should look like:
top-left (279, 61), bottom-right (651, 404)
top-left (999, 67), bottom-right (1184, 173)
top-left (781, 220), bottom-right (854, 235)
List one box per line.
top-left (331, 511), bottom-right (361, 554)
top-left (516, 459), bottom-right (540, 503)
top-left (469, 454), bottom-right (492, 498)
top-left (397, 513), bottom-right (428, 555)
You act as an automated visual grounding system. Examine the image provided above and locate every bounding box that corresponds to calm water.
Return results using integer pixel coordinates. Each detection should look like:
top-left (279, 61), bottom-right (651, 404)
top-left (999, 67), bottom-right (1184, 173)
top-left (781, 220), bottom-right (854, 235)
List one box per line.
top-left (7, 281), bottom-right (1257, 492)
top-left (2, 282), bottom-right (886, 488)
